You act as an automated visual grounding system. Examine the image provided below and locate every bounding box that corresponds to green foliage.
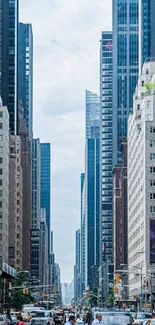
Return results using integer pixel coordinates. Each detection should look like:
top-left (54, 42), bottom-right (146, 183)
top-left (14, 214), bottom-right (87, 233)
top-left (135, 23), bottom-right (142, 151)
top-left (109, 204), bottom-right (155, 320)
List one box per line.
top-left (144, 82), bottom-right (155, 94)
top-left (11, 272), bottom-right (35, 310)
top-left (105, 292), bottom-right (114, 308)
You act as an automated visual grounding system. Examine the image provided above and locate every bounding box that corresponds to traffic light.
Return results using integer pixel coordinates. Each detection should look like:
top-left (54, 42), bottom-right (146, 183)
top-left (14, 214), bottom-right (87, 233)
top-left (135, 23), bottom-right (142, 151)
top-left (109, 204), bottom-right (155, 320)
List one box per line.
top-left (115, 273), bottom-right (121, 283)
top-left (23, 288), bottom-right (29, 295)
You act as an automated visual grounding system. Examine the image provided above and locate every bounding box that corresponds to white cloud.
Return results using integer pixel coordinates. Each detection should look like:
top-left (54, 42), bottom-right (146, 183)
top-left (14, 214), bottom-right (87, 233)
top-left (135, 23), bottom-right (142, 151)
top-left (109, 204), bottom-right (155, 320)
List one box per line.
top-left (20, 0), bottom-right (112, 282)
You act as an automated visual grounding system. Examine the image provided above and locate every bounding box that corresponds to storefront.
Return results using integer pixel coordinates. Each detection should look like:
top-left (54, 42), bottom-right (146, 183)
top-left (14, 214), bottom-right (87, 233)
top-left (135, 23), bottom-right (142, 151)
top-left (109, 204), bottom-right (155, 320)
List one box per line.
top-left (0, 262), bottom-right (16, 312)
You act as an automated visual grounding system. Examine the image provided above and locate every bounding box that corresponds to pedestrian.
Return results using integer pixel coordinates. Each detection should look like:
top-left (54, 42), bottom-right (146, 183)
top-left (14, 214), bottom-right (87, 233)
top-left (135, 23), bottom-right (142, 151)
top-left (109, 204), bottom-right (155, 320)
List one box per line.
top-left (91, 313), bottom-right (103, 325)
top-left (65, 315), bottom-right (76, 325)
top-left (16, 316), bottom-right (25, 325)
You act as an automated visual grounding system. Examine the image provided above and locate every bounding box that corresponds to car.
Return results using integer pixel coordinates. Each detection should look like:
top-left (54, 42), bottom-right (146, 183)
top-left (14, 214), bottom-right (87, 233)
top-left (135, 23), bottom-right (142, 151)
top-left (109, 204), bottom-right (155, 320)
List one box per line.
top-left (30, 311), bottom-right (52, 325)
top-left (93, 312), bottom-right (134, 325)
top-left (0, 315), bottom-right (7, 325)
top-left (134, 313), bottom-right (152, 325)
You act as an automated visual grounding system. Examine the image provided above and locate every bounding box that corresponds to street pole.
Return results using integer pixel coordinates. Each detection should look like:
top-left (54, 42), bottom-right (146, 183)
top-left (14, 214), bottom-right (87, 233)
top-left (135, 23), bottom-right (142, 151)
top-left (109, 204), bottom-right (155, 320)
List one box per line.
top-left (140, 267), bottom-right (142, 311)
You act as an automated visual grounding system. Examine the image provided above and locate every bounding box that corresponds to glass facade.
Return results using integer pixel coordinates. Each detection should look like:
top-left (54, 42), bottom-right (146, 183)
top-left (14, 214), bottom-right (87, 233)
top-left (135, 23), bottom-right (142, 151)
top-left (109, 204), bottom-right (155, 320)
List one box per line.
top-left (85, 139), bottom-right (100, 288)
top-left (100, 32), bottom-right (113, 264)
top-left (113, 0), bottom-right (139, 165)
top-left (80, 173), bottom-right (85, 293)
top-left (85, 90), bottom-right (100, 289)
top-left (18, 23), bottom-right (33, 141)
top-left (1, 0), bottom-right (18, 134)
top-left (40, 143), bottom-right (51, 252)
top-left (139, 0), bottom-right (155, 70)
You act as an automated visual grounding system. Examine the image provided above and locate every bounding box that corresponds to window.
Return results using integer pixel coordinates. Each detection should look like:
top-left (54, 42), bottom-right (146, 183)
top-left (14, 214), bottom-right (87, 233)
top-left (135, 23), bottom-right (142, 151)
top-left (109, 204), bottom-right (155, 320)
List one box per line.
top-left (0, 135), bottom-right (3, 142)
top-left (150, 127), bottom-right (155, 133)
top-left (0, 147), bottom-right (3, 154)
top-left (0, 223), bottom-right (2, 230)
top-left (150, 193), bottom-right (155, 200)
top-left (0, 169), bottom-right (2, 175)
top-left (150, 140), bottom-right (155, 148)
top-left (150, 167), bottom-right (155, 173)
top-left (0, 123), bottom-right (3, 129)
top-left (0, 180), bottom-right (2, 186)
top-left (0, 234), bottom-right (2, 241)
top-left (0, 202), bottom-right (2, 208)
top-left (150, 153), bottom-right (155, 160)
top-left (150, 206), bottom-right (155, 213)
top-left (0, 245), bottom-right (2, 252)
top-left (0, 158), bottom-right (2, 164)
top-left (150, 180), bottom-right (155, 187)
top-left (0, 112), bottom-right (3, 118)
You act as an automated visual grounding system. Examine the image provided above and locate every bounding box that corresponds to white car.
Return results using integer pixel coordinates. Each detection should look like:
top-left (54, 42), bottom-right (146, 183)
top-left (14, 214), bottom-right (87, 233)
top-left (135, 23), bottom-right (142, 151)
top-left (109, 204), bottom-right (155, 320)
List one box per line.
top-left (134, 313), bottom-right (152, 325)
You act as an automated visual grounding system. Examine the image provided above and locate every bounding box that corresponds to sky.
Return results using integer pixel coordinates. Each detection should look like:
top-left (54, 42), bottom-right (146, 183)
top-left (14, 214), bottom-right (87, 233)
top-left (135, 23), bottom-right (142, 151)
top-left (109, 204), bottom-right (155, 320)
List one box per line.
top-left (20, 0), bottom-right (112, 283)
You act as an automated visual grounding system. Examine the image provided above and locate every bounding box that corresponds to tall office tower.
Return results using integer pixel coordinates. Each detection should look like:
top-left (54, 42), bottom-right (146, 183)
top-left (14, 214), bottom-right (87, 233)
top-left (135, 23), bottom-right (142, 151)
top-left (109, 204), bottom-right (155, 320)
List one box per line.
top-left (80, 173), bottom-right (85, 293)
top-left (0, 105), bottom-right (9, 266)
top-left (39, 208), bottom-right (49, 286)
top-left (74, 229), bottom-right (81, 300)
top-left (113, 0), bottom-right (139, 165)
top-left (9, 135), bottom-right (23, 270)
top-left (128, 60), bottom-right (155, 298)
top-left (85, 90), bottom-right (100, 289)
top-left (113, 141), bottom-right (128, 298)
top-left (18, 101), bottom-right (31, 269)
top-left (31, 138), bottom-right (40, 278)
top-left (18, 23), bottom-right (33, 141)
top-left (139, 0), bottom-right (155, 71)
top-left (55, 263), bottom-right (62, 304)
top-left (40, 143), bottom-right (51, 253)
top-left (100, 32), bottom-right (113, 289)
top-left (0, 1), bottom-right (18, 134)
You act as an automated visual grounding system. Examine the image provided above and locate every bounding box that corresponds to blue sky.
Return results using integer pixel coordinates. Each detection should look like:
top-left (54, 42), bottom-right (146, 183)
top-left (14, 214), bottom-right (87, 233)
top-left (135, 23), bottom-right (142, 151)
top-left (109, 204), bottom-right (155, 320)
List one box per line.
top-left (20, 0), bottom-right (112, 282)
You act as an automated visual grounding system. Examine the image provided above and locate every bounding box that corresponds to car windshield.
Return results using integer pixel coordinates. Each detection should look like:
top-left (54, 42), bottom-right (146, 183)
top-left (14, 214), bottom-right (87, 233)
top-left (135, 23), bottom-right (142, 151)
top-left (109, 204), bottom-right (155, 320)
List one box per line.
top-left (31, 312), bottom-right (47, 318)
top-left (102, 315), bottom-right (130, 325)
top-left (136, 314), bottom-right (152, 319)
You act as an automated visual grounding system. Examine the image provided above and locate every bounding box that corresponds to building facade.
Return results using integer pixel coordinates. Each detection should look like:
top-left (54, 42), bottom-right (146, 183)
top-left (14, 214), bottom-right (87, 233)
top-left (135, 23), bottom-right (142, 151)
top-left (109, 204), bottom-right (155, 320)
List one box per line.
top-left (0, 105), bottom-right (9, 266)
top-left (40, 143), bottom-right (51, 253)
top-left (113, 0), bottom-right (139, 165)
top-left (100, 31), bottom-right (113, 268)
top-left (85, 90), bottom-right (100, 289)
top-left (80, 173), bottom-right (85, 294)
top-left (39, 208), bottom-right (49, 286)
top-left (128, 60), bottom-right (155, 297)
top-left (31, 138), bottom-right (40, 278)
top-left (74, 229), bottom-right (81, 300)
top-left (18, 23), bottom-right (33, 141)
top-left (18, 101), bottom-right (31, 269)
top-left (9, 135), bottom-right (23, 270)
top-left (139, 0), bottom-right (155, 71)
top-left (1, 0), bottom-right (18, 134)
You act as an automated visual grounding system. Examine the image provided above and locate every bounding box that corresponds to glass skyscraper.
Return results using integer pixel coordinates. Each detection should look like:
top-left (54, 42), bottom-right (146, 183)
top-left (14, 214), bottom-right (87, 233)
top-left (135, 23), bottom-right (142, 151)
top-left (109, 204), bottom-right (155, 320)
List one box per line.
top-left (113, 0), bottom-right (139, 165)
top-left (100, 32), bottom-right (113, 265)
top-left (85, 91), bottom-right (100, 289)
top-left (18, 23), bottom-right (33, 141)
top-left (80, 173), bottom-right (85, 293)
top-left (139, 0), bottom-right (155, 71)
top-left (0, 0), bottom-right (18, 134)
top-left (40, 143), bottom-right (51, 252)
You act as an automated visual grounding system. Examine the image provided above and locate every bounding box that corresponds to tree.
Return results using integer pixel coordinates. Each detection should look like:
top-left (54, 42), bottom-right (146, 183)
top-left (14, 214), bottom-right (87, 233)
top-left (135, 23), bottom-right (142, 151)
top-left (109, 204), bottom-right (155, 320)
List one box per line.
top-left (144, 82), bottom-right (155, 94)
top-left (11, 272), bottom-right (36, 310)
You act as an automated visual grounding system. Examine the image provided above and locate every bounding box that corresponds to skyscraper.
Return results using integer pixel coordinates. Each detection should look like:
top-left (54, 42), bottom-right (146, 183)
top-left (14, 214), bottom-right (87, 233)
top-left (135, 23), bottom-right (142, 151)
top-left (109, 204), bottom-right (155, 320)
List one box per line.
top-left (112, 0), bottom-right (139, 165)
top-left (18, 23), bottom-right (33, 141)
top-left (1, 0), bottom-right (18, 134)
top-left (40, 143), bottom-right (51, 251)
top-left (80, 173), bottom-right (85, 293)
top-left (39, 208), bottom-right (49, 286)
top-left (85, 90), bottom-right (100, 289)
top-left (74, 229), bottom-right (81, 301)
top-left (100, 31), bottom-right (113, 265)
top-left (128, 60), bottom-right (155, 298)
top-left (0, 105), bottom-right (9, 265)
top-left (31, 138), bottom-right (40, 278)
top-left (139, 0), bottom-right (155, 71)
